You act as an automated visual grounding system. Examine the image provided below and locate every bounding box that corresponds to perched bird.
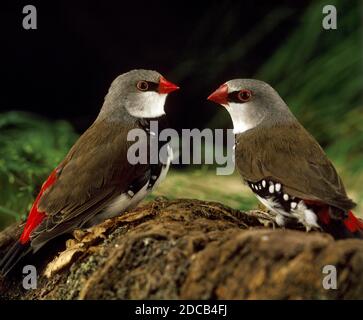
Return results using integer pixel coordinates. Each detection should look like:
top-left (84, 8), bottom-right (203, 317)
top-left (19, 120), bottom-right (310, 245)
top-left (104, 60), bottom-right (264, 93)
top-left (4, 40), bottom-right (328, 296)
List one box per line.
top-left (208, 79), bottom-right (363, 239)
top-left (0, 69), bottom-right (179, 276)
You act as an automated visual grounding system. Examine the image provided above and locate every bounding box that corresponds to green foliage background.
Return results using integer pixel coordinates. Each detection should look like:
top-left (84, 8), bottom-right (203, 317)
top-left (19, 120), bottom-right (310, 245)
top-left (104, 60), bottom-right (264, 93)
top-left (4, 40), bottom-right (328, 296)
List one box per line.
top-left (0, 112), bottom-right (77, 229)
top-left (0, 0), bottom-right (362, 229)
top-left (256, 0), bottom-right (363, 174)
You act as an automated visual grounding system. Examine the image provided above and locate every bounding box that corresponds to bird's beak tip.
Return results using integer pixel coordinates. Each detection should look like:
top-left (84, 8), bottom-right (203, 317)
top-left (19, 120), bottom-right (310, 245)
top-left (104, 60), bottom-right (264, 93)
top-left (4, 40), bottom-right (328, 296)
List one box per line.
top-left (158, 76), bottom-right (180, 94)
top-left (206, 93), bottom-right (214, 101)
top-left (207, 84), bottom-right (228, 105)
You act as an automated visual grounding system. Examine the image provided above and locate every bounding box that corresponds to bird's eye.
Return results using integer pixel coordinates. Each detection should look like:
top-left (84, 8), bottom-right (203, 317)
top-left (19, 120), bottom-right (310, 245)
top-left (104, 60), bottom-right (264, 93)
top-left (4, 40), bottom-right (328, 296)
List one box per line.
top-left (237, 89), bottom-right (252, 102)
top-left (136, 80), bottom-right (149, 91)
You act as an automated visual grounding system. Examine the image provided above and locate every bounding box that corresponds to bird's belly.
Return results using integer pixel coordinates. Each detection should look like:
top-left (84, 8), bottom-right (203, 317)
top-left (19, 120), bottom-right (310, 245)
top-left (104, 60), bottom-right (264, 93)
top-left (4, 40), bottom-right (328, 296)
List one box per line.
top-left (87, 183), bottom-right (150, 227)
top-left (86, 145), bottom-right (172, 227)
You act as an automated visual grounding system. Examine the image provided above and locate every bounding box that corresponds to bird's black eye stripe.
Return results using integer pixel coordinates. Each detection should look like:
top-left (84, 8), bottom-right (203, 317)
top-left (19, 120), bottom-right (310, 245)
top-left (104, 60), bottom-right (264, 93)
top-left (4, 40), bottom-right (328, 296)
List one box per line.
top-left (136, 80), bottom-right (159, 92)
top-left (146, 81), bottom-right (159, 92)
top-left (228, 91), bottom-right (243, 103)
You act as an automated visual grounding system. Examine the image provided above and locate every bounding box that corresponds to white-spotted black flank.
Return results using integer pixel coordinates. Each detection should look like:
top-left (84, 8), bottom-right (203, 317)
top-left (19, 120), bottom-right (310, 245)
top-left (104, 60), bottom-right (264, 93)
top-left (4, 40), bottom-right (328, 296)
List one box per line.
top-left (247, 179), bottom-right (298, 214)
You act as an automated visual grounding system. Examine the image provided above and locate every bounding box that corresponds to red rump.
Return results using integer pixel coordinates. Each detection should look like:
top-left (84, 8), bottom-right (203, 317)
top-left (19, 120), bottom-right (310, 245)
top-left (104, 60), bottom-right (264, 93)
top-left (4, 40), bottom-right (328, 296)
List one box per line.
top-left (304, 200), bottom-right (363, 233)
top-left (315, 203), bottom-right (363, 236)
top-left (19, 168), bottom-right (58, 244)
top-left (311, 200), bottom-right (363, 235)
top-left (344, 211), bottom-right (363, 233)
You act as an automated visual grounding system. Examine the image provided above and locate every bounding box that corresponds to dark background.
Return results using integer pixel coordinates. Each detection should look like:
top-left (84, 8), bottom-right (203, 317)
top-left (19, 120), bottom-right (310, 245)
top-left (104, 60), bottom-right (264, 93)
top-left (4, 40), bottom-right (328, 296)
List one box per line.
top-left (0, 0), bottom-right (309, 132)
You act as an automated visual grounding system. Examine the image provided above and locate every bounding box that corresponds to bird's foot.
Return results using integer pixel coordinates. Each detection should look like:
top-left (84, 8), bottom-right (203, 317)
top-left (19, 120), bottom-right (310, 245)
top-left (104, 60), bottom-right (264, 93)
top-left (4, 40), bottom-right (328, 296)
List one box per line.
top-left (249, 209), bottom-right (277, 229)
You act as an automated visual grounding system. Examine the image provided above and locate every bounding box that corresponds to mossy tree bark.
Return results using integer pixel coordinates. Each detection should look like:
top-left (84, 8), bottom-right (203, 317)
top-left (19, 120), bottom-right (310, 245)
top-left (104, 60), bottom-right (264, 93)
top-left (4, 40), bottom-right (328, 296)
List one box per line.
top-left (0, 198), bottom-right (362, 299)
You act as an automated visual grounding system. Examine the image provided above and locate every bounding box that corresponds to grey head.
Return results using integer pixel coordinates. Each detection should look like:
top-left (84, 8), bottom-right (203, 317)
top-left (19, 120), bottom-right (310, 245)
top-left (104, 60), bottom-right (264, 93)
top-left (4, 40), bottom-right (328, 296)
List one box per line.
top-left (208, 79), bottom-right (296, 134)
top-left (98, 69), bottom-right (179, 122)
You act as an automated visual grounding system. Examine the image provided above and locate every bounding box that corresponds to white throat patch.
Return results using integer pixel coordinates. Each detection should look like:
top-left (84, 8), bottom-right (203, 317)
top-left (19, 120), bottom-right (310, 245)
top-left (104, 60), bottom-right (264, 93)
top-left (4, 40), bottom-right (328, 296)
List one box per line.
top-left (127, 92), bottom-right (167, 118)
top-left (226, 102), bottom-right (263, 134)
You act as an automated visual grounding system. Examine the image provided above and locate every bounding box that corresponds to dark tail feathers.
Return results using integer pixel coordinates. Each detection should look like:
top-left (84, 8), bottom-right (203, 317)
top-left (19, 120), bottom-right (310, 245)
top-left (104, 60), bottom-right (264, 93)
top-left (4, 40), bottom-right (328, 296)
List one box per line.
top-left (0, 241), bottom-right (31, 277)
top-left (319, 210), bottom-right (363, 240)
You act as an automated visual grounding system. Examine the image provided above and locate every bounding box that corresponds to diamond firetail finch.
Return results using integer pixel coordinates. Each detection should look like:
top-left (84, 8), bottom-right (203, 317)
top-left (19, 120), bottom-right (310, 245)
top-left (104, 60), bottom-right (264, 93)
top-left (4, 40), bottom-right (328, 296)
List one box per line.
top-left (208, 79), bottom-right (363, 239)
top-left (0, 69), bottom-right (179, 276)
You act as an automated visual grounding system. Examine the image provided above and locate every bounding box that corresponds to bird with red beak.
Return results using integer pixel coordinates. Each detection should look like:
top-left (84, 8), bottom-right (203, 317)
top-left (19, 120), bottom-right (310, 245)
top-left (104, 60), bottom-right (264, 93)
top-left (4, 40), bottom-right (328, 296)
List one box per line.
top-left (0, 69), bottom-right (179, 276)
top-left (208, 79), bottom-right (363, 239)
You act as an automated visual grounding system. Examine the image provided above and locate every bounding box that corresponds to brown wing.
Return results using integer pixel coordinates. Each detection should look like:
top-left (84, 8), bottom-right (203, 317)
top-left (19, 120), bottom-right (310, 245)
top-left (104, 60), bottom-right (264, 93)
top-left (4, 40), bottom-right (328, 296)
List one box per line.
top-left (235, 123), bottom-right (356, 211)
top-left (31, 119), bottom-right (150, 248)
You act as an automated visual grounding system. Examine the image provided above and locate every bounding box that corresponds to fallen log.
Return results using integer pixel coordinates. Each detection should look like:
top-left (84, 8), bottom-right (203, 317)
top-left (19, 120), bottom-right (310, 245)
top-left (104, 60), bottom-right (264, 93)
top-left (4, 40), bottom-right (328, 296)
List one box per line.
top-left (0, 198), bottom-right (362, 299)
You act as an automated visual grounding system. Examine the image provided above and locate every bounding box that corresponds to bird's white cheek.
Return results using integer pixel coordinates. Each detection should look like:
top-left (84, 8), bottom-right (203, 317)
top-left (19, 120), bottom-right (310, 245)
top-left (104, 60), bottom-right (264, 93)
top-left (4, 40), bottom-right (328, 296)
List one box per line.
top-left (127, 92), bottom-right (167, 118)
top-left (226, 102), bottom-right (266, 134)
top-left (227, 102), bottom-right (258, 134)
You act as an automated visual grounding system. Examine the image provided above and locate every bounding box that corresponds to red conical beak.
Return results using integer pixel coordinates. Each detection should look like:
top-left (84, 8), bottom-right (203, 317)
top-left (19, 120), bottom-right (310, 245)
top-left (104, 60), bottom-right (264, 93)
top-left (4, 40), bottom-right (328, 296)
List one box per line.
top-left (207, 84), bottom-right (228, 105)
top-left (158, 76), bottom-right (180, 94)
